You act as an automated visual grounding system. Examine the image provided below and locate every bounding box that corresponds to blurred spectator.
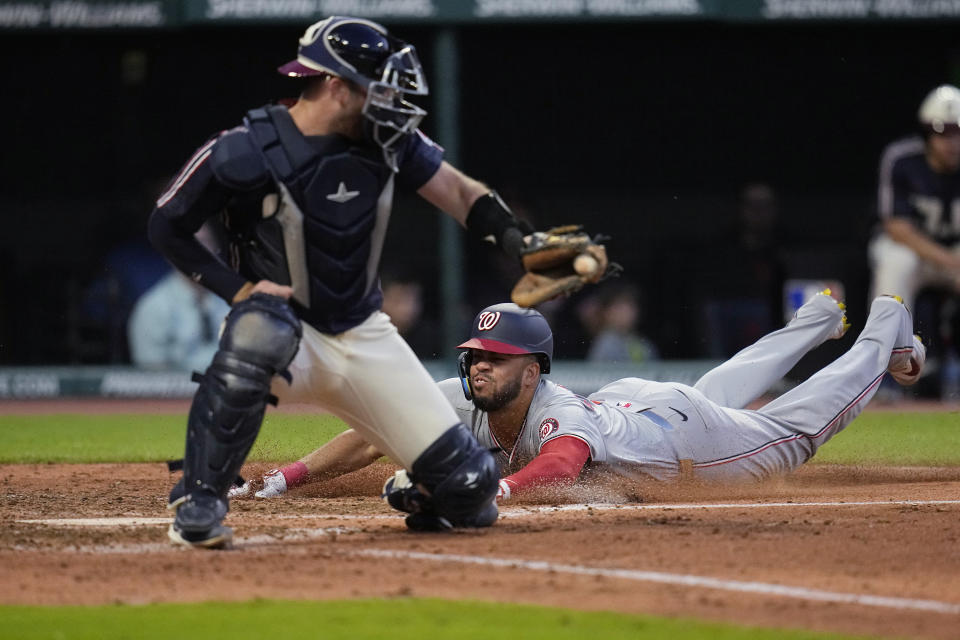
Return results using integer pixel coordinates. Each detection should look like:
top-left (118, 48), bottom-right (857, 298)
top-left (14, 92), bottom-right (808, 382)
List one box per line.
top-left (127, 223), bottom-right (230, 371)
top-left (127, 271), bottom-right (230, 371)
top-left (868, 84), bottom-right (960, 396)
top-left (551, 292), bottom-right (603, 359)
top-left (700, 182), bottom-right (786, 358)
top-left (732, 182), bottom-right (785, 324)
top-left (81, 239), bottom-right (171, 318)
top-left (74, 176), bottom-right (178, 363)
top-left (586, 282), bottom-right (659, 364)
top-left (381, 271), bottom-right (441, 359)
top-left (74, 238), bottom-right (171, 364)
top-left (738, 183), bottom-right (780, 255)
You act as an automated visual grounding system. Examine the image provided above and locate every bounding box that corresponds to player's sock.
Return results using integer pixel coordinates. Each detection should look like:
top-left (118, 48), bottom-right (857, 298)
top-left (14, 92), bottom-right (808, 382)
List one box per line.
top-left (280, 461), bottom-right (309, 488)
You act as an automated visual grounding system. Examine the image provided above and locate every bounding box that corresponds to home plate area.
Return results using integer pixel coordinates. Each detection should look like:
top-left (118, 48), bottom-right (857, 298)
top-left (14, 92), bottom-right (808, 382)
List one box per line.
top-left (1, 461), bottom-right (959, 639)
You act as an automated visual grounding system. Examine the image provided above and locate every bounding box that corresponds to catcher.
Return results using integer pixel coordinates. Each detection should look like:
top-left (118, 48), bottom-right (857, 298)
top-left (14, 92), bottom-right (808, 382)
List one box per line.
top-left (155, 14), bottom-right (617, 543)
top-left (232, 293), bottom-right (924, 520)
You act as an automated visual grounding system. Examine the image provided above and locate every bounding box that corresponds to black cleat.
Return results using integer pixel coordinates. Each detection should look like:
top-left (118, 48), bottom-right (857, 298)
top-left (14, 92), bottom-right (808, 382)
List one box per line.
top-left (167, 477), bottom-right (186, 511)
top-left (452, 501), bottom-right (499, 528)
top-left (404, 512), bottom-right (454, 532)
top-left (167, 521), bottom-right (233, 549)
top-left (168, 491), bottom-right (231, 549)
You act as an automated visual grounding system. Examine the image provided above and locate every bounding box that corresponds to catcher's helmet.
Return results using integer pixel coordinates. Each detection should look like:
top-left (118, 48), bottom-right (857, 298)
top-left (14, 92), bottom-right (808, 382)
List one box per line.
top-left (918, 84), bottom-right (960, 135)
top-left (278, 16), bottom-right (429, 159)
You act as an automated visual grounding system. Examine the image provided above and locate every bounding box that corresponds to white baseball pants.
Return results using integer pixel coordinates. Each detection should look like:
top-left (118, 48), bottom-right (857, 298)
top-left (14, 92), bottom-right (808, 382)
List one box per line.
top-left (670, 295), bottom-right (913, 481)
top-left (869, 232), bottom-right (960, 310)
top-left (271, 311), bottom-right (461, 468)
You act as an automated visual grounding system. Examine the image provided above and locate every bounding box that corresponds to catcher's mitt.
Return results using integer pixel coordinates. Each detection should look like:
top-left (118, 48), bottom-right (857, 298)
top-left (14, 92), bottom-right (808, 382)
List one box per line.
top-left (511, 225), bottom-right (620, 308)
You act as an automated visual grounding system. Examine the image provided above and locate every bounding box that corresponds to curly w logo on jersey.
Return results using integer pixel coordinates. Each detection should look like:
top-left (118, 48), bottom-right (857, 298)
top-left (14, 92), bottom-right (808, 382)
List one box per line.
top-left (477, 311), bottom-right (501, 331)
top-left (539, 418), bottom-right (559, 441)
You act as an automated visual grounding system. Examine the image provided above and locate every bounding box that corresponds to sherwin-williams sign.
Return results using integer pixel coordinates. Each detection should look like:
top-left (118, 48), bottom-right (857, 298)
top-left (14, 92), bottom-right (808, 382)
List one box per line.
top-left (0, 1), bottom-right (171, 27)
top-left (2, 0), bottom-right (959, 28)
top-left (186, 0), bottom-right (705, 21)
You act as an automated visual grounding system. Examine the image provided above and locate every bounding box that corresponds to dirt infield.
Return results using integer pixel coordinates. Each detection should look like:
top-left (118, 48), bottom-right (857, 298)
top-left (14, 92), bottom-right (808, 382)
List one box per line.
top-left (2, 397), bottom-right (959, 638)
top-left (2, 460), bottom-right (959, 639)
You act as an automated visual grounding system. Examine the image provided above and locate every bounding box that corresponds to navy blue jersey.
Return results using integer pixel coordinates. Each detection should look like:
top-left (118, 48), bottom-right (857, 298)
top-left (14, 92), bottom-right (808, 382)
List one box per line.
top-left (878, 136), bottom-right (960, 244)
top-left (150, 105), bottom-right (444, 334)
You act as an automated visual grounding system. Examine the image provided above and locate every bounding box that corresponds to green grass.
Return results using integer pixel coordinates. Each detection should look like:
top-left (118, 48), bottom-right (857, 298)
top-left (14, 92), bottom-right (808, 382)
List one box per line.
top-left (0, 599), bottom-right (865, 640)
top-left (809, 411), bottom-right (960, 466)
top-left (0, 413), bottom-right (347, 463)
top-left (1, 411), bottom-right (958, 466)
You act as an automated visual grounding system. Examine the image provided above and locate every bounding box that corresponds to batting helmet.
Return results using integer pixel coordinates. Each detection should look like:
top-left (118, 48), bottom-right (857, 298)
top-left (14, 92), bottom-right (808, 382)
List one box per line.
top-left (278, 16), bottom-right (429, 156)
top-left (458, 303), bottom-right (553, 372)
top-left (918, 84), bottom-right (960, 135)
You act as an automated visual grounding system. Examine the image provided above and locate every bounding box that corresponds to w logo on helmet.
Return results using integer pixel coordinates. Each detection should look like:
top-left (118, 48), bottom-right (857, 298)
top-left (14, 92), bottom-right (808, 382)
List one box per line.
top-left (477, 311), bottom-right (501, 331)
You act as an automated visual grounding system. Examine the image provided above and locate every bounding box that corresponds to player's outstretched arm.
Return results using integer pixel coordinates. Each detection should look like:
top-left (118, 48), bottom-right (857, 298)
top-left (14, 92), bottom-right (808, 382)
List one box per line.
top-left (417, 162), bottom-right (530, 259)
top-left (497, 436), bottom-right (590, 502)
top-left (416, 161), bottom-right (490, 225)
top-left (300, 428), bottom-right (384, 481)
top-left (238, 428), bottom-right (385, 498)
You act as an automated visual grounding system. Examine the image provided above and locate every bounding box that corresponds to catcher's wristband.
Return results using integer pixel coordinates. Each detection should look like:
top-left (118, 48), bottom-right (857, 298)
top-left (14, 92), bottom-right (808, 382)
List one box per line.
top-left (465, 191), bottom-right (530, 258)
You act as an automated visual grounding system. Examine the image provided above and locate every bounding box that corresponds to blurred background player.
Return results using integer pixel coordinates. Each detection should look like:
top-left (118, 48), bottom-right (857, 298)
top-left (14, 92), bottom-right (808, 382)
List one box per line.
top-left (870, 85), bottom-right (960, 307)
top-left (128, 224), bottom-right (230, 372)
top-left (153, 16), bottom-right (544, 546)
top-left (127, 270), bottom-right (229, 372)
top-left (241, 293), bottom-right (922, 502)
top-left (868, 84), bottom-right (960, 395)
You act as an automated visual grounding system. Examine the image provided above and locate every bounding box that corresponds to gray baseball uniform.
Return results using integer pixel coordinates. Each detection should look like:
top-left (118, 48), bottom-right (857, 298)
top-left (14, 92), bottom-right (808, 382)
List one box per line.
top-left (442, 293), bottom-right (913, 483)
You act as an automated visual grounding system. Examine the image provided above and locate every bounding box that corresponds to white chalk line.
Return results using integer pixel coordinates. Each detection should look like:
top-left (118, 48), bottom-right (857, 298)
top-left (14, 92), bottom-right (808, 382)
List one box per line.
top-left (9, 525), bottom-right (361, 555)
top-left (17, 498), bottom-right (960, 528)
top-left (353, 548), bottom-right (960, 616)
top-left (17, 517), bottom-right (173, 526)
top-left (11, 502), bottom-right (960, 615)
top-left (500, 498), bottom-right (960, 516)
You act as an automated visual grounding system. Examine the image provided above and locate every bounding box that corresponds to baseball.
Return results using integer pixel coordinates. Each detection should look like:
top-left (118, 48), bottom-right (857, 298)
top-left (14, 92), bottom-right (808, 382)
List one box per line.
top-left (574, 253), bottom-right (599, 277)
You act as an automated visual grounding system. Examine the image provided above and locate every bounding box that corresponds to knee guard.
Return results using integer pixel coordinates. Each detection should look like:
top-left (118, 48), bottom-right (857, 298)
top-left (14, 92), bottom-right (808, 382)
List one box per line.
top-left (181, 294), bottom-right (301, 500)
top-left (408, 423), bottom-right (500, 525)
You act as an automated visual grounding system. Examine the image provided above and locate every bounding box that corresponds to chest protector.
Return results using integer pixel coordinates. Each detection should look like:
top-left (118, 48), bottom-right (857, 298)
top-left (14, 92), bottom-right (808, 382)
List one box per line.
top-left (243, 106), bottom-right (395, 333)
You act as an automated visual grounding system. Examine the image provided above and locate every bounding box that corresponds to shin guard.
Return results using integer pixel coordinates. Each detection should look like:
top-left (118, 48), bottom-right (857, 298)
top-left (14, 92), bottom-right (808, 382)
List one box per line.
top-left (408, 424), bottom-right (500, 526)
top-left (178, 294), bottom-right (301, 504)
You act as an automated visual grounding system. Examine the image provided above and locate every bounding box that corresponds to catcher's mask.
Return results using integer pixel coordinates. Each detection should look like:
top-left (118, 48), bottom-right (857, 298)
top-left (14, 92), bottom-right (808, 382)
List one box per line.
top-left (278, 16), bottom-right (429, 168)
top-left (457, 303), bottom-right (553, 401)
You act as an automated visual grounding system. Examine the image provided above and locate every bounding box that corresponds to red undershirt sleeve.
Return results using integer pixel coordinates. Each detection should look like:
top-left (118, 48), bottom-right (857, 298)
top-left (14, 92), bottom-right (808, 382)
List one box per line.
top-left (497, 436), bottom-right (591, 501)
